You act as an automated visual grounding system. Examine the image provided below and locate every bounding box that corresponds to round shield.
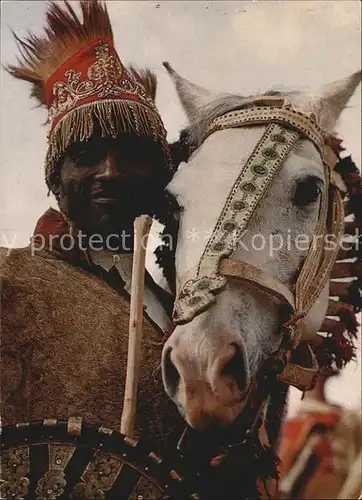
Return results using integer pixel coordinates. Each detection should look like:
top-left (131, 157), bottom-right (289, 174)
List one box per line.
top-left (0, 417), bottom-right (201, 500)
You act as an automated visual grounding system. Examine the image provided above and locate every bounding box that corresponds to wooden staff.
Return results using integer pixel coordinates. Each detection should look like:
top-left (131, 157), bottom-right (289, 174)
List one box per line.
top-left (121, 214), bottom-right (153, 437)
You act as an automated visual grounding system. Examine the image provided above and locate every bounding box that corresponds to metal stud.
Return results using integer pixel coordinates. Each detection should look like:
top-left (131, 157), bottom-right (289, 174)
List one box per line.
top-left (232, 200), bottom-right (247, 211)
top-left (252, 164), bottom-right (268, 176)
top-left (170, 470), bottom-right (183, 482)
top-left (197, 279), bottom-right (210, 291)
top-left (271, 133), bottom-right (286, 144)
top-left (43, 419), bottom-right (57, 427)
top-left (99, 426), bottom-right (113, 435)
top-left (188, 296), bottom-right (201, 306)
top-left (262, 147), bottom-right (278, 159)
top-left (223, 221), bottom-right (238, 233)
top-left (67, 416), bottom-right (82, 436)
top-left (213, 241), bottom-right (225, 252)
top-left (149, 452), bottom-right (163, 465)
top-left (241, 182), bottom-right (257, 193)
top-left (124, 436), bottom-right (138, 447)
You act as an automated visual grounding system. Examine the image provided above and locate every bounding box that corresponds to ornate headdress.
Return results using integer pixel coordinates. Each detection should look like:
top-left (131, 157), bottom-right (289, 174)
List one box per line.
top-left (7, 0), bottom-right (173, 194)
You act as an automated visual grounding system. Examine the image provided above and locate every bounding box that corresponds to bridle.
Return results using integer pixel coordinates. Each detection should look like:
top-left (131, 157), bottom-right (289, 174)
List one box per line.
top-left (171, 98), bottom-right (347, 472)
top-left (172, 97), bottom-right (346, 390)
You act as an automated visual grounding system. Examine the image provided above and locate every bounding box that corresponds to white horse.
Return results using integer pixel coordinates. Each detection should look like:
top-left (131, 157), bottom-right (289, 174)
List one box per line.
top-left (160, 65), bottom-right (361, 435)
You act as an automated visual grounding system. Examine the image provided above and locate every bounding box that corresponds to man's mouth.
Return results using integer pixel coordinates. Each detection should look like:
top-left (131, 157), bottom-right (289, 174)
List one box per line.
top-left (92, 191), bottom-right (123, 204)
top-left (92, 197), bottom-right (122, 204)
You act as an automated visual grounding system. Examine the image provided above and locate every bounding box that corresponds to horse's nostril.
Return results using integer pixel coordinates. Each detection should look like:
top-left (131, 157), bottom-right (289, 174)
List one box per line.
top-left (163, 347), bottom-right (180, 396)
top-left (220, 344), bottom-right (247, 392)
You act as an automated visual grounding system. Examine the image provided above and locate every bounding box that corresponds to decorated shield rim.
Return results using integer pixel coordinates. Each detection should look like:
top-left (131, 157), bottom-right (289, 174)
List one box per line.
top-left (1, 417), bottom-right (201, 500)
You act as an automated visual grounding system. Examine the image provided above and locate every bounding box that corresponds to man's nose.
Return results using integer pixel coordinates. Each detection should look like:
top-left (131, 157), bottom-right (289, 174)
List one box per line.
top-left (95, 153), bottom-right (120, 180)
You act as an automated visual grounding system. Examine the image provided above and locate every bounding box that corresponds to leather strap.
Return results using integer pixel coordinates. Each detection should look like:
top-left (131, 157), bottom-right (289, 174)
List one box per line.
top-left (173, 123), bottom-right (300, 324)
top-left (203, 105), bottom-right (324, 154)
top-left (219, 258), bottom-right (295, 310)
top-left (278, 344), bottom-right (319, 390)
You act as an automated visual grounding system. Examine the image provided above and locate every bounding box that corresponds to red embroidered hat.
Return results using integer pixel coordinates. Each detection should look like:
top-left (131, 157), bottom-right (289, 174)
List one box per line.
top-left (7, 0), bottom-right (172, 194)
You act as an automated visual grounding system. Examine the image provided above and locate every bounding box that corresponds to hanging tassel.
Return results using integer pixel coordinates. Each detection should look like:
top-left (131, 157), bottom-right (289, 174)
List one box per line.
top-left (314, 330), bottom-right (357, 370)
top-left (329, 281), bottom-right (351, 298)
top-left (335, 156), bottom-right (362, 222)
top-left (344, 220), bottom-right (361, 235)
top-left (327, 300), bottom-right (354, 316)
top-left (330, 262), bottom-right (362, 279)
top-left (317, 151), bottom-right (361, 372)
top-left (320, 318), bottom-right (346, 335)
top-left (345, 279), bottom-right (362, 312)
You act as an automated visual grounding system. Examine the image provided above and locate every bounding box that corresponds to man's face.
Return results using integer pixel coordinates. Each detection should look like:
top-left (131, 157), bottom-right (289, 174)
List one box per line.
top-left (57, 133), bottom-right (166, 247)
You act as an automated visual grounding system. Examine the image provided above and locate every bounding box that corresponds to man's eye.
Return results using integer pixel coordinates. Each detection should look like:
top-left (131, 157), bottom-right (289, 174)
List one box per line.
top-left (72, 146), bottom-right (105, 166)
top-left (71, 149), bottom-right (85, 163)
top-left (294, 176), bottom-right (324, 206)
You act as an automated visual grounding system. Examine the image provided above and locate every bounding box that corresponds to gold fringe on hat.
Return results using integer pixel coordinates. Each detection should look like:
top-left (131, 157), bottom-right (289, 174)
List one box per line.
top-left (45, 98), bottom-right (172, 189)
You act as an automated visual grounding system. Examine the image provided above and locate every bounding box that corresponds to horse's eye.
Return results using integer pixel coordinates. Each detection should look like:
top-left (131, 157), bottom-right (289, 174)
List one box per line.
top-left (294, 176), bottom-right (323, 206)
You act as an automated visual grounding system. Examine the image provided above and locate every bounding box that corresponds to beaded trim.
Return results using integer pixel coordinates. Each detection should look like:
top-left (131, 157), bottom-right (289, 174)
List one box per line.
top-left (173, 123), bottom-right (299, 324)
top-left (203, 105), bottom-right (324, 154)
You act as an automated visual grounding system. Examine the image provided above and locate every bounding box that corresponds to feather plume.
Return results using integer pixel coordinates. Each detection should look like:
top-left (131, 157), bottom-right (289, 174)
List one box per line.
top-left (128, 66), bottom-right (158, 101)
top-left (6, 1), bottom-right (158, 105)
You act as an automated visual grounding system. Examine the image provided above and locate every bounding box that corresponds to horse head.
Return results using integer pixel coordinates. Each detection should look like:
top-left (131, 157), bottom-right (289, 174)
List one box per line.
top-left (161, 64), bottom-right (361, 433)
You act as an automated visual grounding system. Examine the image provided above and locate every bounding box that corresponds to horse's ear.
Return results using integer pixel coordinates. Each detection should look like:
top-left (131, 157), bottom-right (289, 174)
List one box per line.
top-left (310, 70), bottom-right (361, 131)
top-left (163, 62), bottom-right (221, 121)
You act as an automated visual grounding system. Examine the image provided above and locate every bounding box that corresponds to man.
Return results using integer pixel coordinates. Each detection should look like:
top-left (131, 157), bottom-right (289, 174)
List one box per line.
top-left (1, 0), bottom-right (183, 442)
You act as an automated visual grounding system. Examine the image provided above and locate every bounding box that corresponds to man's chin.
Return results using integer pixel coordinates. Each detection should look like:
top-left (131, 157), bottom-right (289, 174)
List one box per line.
top-left (94, 216), bottom-right (136, 251)
top-left (69, 203), bottom-right (153, 249)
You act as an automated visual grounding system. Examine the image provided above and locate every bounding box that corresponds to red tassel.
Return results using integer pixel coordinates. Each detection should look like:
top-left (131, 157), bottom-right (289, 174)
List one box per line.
top-left (321, 153), bottom-right (361, 371)
top-left (331, 331), bottom-right (356, 366)
top-left (329, 281), bottom-right (350, 298)
top-left (314, 332), bottom-right (356, 370)
top-left (327, 300), bottom-right (354, 316)
top-left (320, 317), bottom-right (346, 335)
top-left (344, 220), bottom-right (361, 235)
top-left (348, 172), bottom-right (362, 185)
top-left (336, 248), bottom-right (350, 261)
top-left (340, 313), bottom-right (359, 334)
top-left (330, 263), bottom-right (362, 279)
